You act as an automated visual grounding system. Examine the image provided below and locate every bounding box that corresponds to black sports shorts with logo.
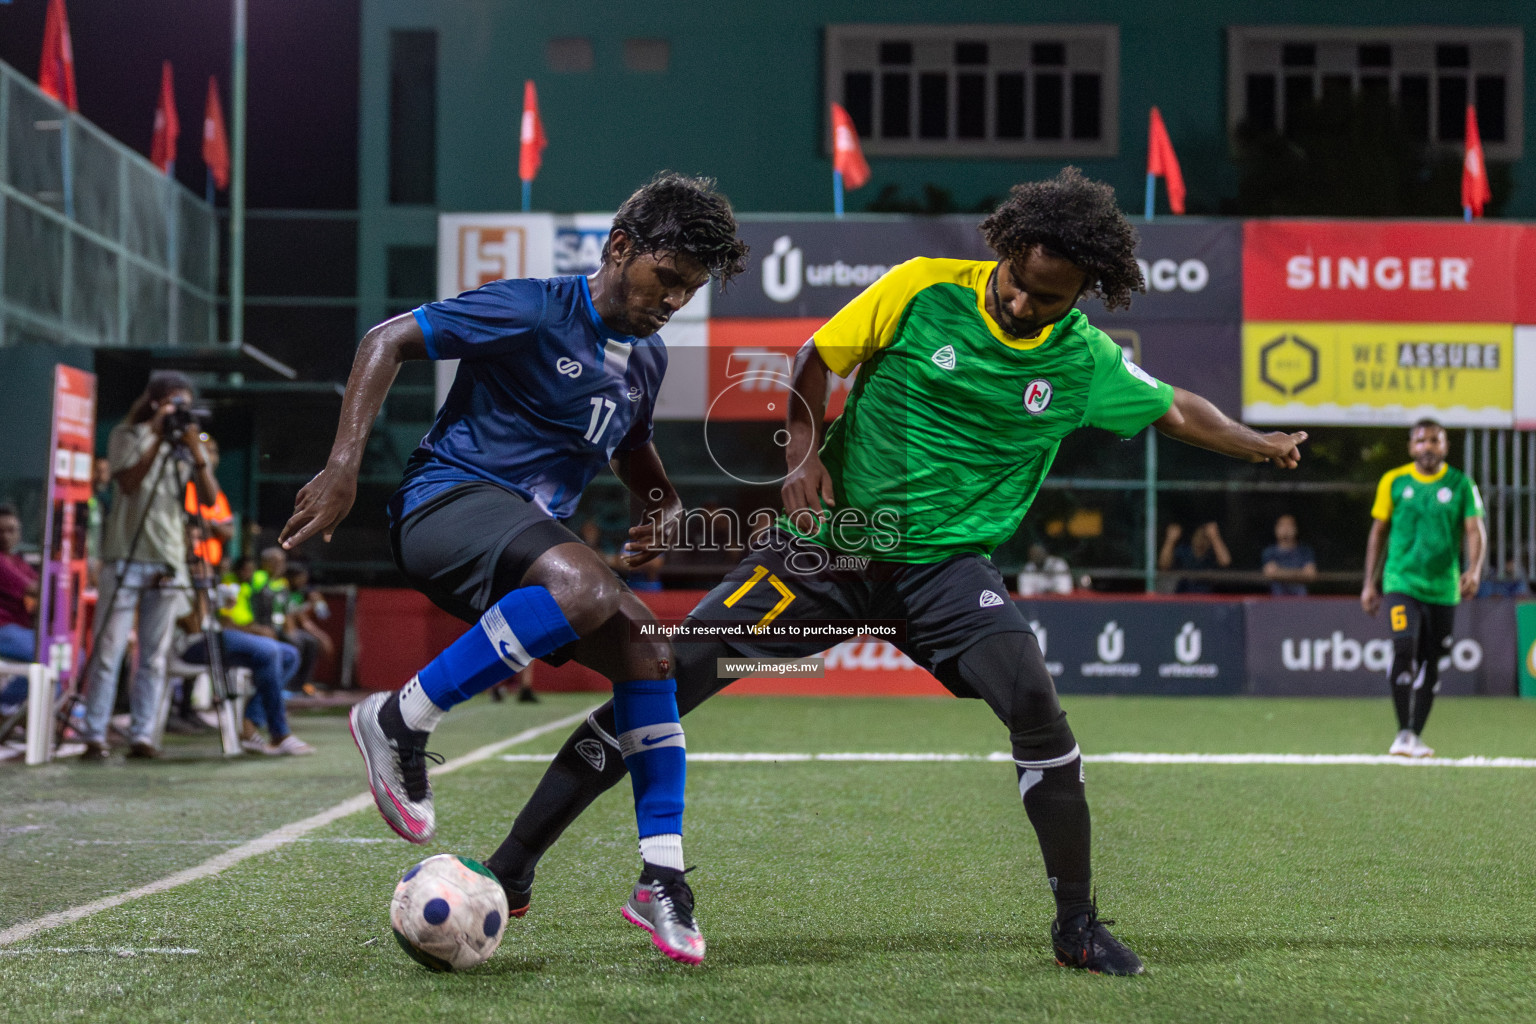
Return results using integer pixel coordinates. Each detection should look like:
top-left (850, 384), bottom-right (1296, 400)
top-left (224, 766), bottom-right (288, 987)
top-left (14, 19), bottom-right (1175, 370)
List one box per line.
top-left (390, 481), bottom-right (601, 662)
top-left (1384, 592), bottom-right (1456, 667)
top-left (687, 526), bottom-right (1042, 690)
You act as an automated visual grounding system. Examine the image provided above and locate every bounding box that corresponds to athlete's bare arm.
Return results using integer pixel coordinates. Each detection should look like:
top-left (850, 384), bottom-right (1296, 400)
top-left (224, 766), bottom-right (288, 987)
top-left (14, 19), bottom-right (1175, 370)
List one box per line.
top-left (1460, 516), bottom-right (1487, 598)
top-left (280, 314), bottom-right (429, 548)
top-left (782, 339), bottom-right (837, 531)
top-left (612, 443), bottom-right (683, 567)
top-left (1361, 519), bottom-right (1390, 616)
top-left (1154, 388), bottom-right (1306, 469)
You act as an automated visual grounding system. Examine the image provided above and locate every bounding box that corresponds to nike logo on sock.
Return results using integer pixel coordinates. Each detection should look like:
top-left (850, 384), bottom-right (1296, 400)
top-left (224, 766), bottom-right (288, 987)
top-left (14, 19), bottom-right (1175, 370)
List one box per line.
top-left (641, 733), bottom-right (683, 746)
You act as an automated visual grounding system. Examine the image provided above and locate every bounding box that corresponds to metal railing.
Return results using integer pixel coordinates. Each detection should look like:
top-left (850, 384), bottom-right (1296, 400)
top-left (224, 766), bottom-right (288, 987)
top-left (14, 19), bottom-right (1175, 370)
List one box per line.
top-left (0, 60), bottom-right (218, 349)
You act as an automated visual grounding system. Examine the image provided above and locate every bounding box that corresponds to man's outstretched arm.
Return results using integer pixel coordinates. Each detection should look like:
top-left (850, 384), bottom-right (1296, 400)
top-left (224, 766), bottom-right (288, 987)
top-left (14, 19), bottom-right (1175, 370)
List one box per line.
top-left (611, 443), bottom-right (684, 566)
top-left (280, 314), bottom-right (428, 548)
top-left (1153, 388), bottom-right (1307, 468)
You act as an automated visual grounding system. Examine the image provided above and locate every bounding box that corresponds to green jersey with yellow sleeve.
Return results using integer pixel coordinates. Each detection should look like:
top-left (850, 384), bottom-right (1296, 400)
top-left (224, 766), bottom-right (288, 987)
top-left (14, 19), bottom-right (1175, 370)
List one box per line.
top-left (795, 257), bottom-right (1175, 562)
top-left (1371, 462), bottom-right (1483, 605)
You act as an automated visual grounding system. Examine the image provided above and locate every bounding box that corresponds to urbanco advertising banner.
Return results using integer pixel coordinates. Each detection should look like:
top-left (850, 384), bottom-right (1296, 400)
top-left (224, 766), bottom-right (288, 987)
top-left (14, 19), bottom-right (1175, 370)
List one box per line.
top-left (1245, 597), bottom-right (1516, 697)
top-left (1012, 599), bottom-right (1247, 695)
top-left (715, 219), bottom-right (1243, 322)
top-left (1242, 322), bottom-right (1514, 426)
top-left (1243, 221), bottom-right (1526, 323)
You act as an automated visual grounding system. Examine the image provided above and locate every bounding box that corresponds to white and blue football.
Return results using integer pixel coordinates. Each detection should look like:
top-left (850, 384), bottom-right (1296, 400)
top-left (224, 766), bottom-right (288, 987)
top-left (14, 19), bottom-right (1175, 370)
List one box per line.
top-left (389, 853), bottom-right (509, 971)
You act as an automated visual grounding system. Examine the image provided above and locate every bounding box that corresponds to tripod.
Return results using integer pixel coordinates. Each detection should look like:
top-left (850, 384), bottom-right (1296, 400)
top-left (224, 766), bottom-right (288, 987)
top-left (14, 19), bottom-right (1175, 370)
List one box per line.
top-left (65, 431), bottom-right (242, 756)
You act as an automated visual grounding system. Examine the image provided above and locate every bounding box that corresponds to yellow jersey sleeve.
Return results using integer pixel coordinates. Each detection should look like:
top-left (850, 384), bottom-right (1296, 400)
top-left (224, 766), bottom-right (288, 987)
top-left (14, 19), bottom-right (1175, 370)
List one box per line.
top-left (1371, 468), bottom-right (1403, 521)
top-left (813, 258), bottom-right (951, 377)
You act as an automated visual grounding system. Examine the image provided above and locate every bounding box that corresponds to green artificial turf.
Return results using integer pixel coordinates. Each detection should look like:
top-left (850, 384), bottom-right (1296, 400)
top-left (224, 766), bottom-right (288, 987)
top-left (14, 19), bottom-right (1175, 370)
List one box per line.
top-left (3, 693), bottom-right (1536, 1023)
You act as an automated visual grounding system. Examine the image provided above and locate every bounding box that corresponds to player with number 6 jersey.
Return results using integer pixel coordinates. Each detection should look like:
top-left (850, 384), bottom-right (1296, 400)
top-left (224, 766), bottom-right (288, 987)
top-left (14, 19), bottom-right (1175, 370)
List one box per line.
top-left (279, 172), bottom-right (748, 966)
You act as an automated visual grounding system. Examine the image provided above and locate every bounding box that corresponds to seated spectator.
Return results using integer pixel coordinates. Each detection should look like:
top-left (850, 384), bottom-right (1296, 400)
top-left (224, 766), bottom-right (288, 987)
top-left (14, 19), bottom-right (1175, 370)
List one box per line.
top-left (1158, 521), bottom-right (1231, 594)
top-left (0, 504), bottom-right (39, 711)
top-left (177, 587), bottom-right (314, 756)
top-left (1261, 514), bottom-right (1317, 596)
top-left (280, 559), bottom-right (335, 693)
top-left (1017, 543), bottom-right (1073, 596)
top-left (1477, 558), bottom-right (1532, 598)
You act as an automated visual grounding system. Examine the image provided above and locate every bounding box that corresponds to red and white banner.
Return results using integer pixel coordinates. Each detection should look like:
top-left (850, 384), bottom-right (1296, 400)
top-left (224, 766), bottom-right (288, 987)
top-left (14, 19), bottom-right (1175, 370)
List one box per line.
top-left (37, 365), bottom-right (96, 690)
top-left (1243, 221), bottom-right (1525, 323)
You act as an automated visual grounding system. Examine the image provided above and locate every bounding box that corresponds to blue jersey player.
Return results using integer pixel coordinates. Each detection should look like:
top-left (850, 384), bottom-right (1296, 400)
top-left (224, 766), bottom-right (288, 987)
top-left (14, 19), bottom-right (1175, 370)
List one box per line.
top-left (280, 173), bottom-right (748, 965)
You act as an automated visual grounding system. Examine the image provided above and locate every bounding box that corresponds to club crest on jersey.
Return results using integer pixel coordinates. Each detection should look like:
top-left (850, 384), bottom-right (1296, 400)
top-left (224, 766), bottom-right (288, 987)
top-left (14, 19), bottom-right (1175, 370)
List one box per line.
top-left (931, 345), bottom-right (957, 370)
top-left (1438, 487), bottom-right (1452, 503)
top-left (1022, 378), bottom-right (1053, 415)
top-left (556, 357), bottom-right (583, 378)
top-left (979, 590), bottom-right (1005, 608)
top-left (627, 386), bottom-right (643, 402)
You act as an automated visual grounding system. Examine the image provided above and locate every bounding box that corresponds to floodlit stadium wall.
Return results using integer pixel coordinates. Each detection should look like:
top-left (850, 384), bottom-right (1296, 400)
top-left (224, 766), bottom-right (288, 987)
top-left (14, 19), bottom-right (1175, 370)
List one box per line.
top-left (434, 212), bottom-right (1536, 429)
top-left (352, 587), bottom-right (1522, 697)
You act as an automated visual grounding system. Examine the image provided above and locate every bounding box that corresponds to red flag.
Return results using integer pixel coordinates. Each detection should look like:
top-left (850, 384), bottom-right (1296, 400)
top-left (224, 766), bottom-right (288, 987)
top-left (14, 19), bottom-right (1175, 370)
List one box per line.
top-left (150, 61), bottom-right (179, 174)
top-left (202, 77), bottom-right (230, 190)
top-left (38, 0), bottom-right (78, 111)
top-left (518, 81), bottom-right (546, 182)
top-left (1147, 106), bottom-right (1185, 215)
top-left (830, 103), bottom-right (870, 190)
top-left (1461, 105), bottom-right (1492, 218)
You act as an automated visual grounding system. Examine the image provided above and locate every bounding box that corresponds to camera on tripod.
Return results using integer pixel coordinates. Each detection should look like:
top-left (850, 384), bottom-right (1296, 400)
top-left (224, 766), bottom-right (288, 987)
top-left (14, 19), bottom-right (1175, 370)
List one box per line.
top-left (161, 395), bottom-right (213, 439)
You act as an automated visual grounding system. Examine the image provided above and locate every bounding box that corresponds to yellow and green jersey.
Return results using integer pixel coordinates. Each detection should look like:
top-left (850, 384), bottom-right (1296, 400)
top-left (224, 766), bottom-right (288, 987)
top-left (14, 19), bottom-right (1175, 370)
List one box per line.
top-left (794, 257), bottom-right (1174, 562)
top-left (1371, 462), bottom-right (1483, 605)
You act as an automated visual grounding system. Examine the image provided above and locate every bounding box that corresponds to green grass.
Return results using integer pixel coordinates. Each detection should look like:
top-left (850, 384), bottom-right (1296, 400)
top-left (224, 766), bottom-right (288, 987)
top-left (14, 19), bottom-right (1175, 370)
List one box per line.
top-left (4, 693), bottom-right (1536, 1023)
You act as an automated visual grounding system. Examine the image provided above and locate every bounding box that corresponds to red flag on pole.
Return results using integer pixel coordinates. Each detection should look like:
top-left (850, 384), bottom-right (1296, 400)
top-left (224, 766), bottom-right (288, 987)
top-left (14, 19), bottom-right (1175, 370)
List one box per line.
top-left (519, 81), bottom-right (547, 182)
top-left (203, 76), bottom-right (230, 190)
top-left (830, 103), bottom-right (870, 190)
top-left (150, 61), bottom-right (180, 174)
top-left (1147, 106), bottom-right (1186, 215)
top-left (1461, 105), bottom-right (1492, 218)
top-left (38, 0), bottom-right (78, 111)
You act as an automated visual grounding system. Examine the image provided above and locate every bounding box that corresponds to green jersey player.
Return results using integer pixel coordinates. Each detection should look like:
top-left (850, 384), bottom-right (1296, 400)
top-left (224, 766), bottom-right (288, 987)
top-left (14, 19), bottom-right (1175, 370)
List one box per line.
top-left (482, 168), bottom-right (1308, 975)
top-left (1361, 419), bottom-right (1486, 758)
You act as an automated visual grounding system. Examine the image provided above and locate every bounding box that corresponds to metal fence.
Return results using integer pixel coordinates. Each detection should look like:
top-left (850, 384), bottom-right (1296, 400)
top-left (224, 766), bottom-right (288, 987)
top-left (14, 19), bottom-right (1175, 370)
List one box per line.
top-left (0, 60), bottom-right (218, 349)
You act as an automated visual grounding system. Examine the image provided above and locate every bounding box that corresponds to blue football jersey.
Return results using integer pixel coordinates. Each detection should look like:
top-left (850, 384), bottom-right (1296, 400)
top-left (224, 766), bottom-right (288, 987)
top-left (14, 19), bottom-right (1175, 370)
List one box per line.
top-left (390, 275), bottom-right (666, 523)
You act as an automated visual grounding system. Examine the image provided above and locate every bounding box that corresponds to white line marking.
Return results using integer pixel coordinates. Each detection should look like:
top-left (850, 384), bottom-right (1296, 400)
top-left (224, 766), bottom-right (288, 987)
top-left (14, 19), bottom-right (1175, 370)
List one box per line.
top-left (497, 750), bottom-right (1536, 768)
top-left (0, 706), bottom-right (598, 948)
top-left (68, 838), bottom-right (392, 846)
top-left (0, 947), bottom-right (199, 957)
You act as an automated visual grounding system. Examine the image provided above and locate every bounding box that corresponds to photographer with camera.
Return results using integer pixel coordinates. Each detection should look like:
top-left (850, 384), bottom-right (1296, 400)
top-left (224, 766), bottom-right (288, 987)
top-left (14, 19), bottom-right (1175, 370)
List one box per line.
top-left (79, 371), bottom-right (217, 760)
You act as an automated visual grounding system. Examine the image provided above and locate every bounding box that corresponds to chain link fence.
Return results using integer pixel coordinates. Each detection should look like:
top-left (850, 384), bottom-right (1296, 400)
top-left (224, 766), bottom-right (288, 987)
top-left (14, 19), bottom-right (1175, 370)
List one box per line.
top-left (0, 60), bottom-right (218, 349)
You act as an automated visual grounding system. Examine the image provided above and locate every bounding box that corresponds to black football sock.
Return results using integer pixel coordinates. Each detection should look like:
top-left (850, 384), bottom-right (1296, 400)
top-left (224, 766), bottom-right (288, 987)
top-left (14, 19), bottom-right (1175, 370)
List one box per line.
top-left (1410, 662), bottom-right (1439, 736)
top-left (1389, 649), bottom-right (1416, 732)
top-left (484, 705), bottom-right (627, 887)
top-left (1017, 751), bottom-right (1094, 922)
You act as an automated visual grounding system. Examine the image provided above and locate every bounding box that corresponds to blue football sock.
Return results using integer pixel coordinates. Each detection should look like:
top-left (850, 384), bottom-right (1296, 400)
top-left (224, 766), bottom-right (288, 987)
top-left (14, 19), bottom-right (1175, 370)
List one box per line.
top-left (612, 678), bottom-right (686, 840)
top-left (416, 586), bottom-right (578, 710)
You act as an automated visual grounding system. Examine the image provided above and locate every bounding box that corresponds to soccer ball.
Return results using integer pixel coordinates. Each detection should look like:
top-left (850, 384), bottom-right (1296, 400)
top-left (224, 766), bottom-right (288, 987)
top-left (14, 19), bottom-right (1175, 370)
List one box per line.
top-left (389, 854), bottom-right (509, 971)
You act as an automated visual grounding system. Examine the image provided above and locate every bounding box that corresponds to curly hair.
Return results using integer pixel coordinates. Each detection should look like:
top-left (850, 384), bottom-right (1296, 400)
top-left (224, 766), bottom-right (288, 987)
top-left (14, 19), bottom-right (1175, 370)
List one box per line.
top-left (978, 167), bottom-right (1143, 311)
top-left (604, 172), bottom-right (750, 287)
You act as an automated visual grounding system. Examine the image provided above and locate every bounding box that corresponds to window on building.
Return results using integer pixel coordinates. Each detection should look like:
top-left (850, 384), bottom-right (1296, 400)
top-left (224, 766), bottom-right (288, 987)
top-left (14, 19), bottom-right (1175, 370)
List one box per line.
top-left (624, 38), bottom-right (670, 73)
top-left (388, 30), bottom-right (437, 205)
top-left (824, 24), bottom-right (1118, 158)
top-left (546, 37), bottom-right (594, 73)
top-left (1227, 26), bottom-right (1523, 157)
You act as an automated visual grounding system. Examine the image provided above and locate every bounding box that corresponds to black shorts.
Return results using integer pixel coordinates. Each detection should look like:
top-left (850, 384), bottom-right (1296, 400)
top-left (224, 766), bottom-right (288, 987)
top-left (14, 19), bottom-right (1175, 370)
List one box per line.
top-left (1385, 593), bottom-right (1456, 663)
top-left (687, 527), bottom-right (1033, 679)
top-left (391, 481), bottom-right (584, 625)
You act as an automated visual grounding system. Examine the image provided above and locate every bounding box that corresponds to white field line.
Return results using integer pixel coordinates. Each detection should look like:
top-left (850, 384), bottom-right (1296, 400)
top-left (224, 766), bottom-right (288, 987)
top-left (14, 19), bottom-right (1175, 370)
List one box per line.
top-left (499, 750), bottom-right (1536, 768)
top-left (0, 706), bottom-right (598, 948)
top-left (0, 947), bottom-right (200, 956)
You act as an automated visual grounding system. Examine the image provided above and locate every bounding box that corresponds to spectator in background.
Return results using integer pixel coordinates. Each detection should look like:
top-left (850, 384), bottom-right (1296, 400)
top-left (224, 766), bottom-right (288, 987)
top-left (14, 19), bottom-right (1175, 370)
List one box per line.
top-left (185, 438), bottom-right (235, 575)
top-left (80, 371), bottom-right (219, 760)
top-left (1477, 558), bottom-right (1531, 598)
top-left (1261, 514), bottom-right (1317, 596)
top-left (0, 504), bottom-right (39, 712)
top-left (1158, 521), bottom-right (1232, 594)
top-left (279, 558), bottom-right (334, 694)
top-left (1017, 543), bottom-right (1073, 596)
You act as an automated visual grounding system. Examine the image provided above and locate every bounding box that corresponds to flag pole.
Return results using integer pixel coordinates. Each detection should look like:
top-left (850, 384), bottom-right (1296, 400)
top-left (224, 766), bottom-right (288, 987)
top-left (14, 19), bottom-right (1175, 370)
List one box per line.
top-left (522, 179), bottom-right (531, 212)
top-left (834, 170), bottom-right (844, 218)
top-left (1464, 206), bottom-right (1473, 223)
top-left (230, 0), bottom-right (247, 348)
top-left (206, 168), bottom-right (214, 206)
top-left (1144, 172), bottom-right (1155, 221)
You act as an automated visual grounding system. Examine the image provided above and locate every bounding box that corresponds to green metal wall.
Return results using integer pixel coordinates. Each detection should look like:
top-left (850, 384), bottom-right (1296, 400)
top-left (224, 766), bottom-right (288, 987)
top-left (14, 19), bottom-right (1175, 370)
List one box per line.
top-left (355, 1), bottom-right (1535, 331)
